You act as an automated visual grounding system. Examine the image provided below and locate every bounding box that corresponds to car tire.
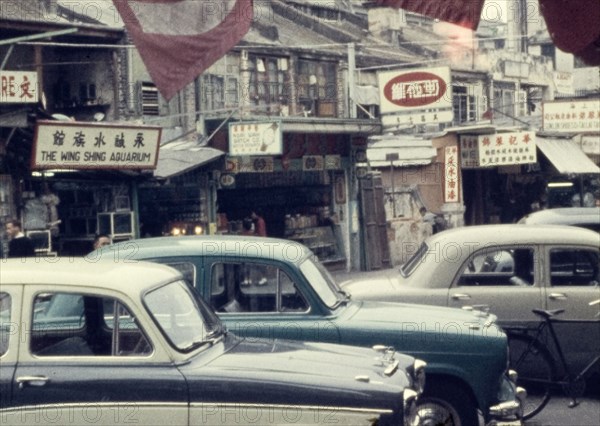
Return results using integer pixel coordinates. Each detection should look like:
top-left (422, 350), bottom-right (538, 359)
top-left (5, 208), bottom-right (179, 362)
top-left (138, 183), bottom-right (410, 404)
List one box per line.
top-left (416, 379), bottom-right (478, 426)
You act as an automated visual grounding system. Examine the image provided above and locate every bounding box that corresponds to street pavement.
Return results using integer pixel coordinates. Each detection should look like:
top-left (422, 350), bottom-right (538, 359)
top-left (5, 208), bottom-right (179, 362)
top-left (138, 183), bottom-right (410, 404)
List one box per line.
top-left (524, 395), bottom-right (600, 426)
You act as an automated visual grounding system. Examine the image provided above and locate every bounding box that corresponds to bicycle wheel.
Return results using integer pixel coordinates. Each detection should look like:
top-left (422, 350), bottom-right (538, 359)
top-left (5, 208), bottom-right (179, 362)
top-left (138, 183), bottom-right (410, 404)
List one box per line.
top-left (507, 333), bottom-right (556, 420)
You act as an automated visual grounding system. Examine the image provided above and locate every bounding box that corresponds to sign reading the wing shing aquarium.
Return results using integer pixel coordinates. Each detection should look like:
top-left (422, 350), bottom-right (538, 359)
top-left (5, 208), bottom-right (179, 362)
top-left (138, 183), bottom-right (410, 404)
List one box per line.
top-left (229, 121), bottom-right (282, 156)
top-left (32, 120), bottom-right (161, 170)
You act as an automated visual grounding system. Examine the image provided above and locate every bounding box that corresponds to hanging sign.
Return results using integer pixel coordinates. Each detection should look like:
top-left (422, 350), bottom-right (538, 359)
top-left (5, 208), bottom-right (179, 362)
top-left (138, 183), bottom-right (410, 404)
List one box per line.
top-left (444, 145), bottom-right (460, 203)
top-left (460, 131), bottom-right (536, 168)
top-left (542, 99), bottom-right (600, 132)
top-left (32, 120), bottom-right (161, 170)
top-left (0, 71), bottom-right (38, 103)
top-left (229, 121), bottom-right (282, 156)
top-left (378, 66), bottom-right (453, 128)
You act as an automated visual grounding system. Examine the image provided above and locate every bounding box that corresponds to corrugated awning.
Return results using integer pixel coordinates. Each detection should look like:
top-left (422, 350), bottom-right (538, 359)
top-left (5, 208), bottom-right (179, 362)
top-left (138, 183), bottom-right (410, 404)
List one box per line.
top-left (154, 141), bottom-right (225, 178)
top-left (536, 137), bottom-right (600, 174)
top-left (366, 135), bottom-right (437, 167)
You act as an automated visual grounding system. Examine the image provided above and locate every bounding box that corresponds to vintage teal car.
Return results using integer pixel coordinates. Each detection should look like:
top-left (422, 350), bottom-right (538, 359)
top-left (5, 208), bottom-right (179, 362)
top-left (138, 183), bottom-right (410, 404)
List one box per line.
top-left (97, 236), bottom-right (525, 425)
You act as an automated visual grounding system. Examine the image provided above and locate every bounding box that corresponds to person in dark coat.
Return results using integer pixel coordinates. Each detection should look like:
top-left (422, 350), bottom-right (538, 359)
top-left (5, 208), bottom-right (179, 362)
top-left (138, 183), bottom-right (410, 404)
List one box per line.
top-left (5, 219), bottom-right (35, 258)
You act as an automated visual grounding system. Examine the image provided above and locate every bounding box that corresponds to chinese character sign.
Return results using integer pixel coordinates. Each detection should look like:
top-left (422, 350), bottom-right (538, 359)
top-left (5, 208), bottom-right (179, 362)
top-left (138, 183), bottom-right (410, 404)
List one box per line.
top-left (33, 121), bottom-right (161, 170)
top-left (444, 145), bottom-right (460, 203)
top-left (459, 135), bottom-right (479, 169)
top-left (0, 71), bottom-right (38, 103)
top-left (543, 99), bottom-right (600, 132)
top-left (229, 122), bottom-right (282, 156)
top-left (478, 131), bottom-right (536, 167)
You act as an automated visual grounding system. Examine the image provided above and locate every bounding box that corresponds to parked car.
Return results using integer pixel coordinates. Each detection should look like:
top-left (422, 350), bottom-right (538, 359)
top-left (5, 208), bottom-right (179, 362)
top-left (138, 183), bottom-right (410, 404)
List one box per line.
top-left (341, 225), bottom-right (600, 377)
top-left (96, 236), bottom-right (524, 426)
top-left (0, 258), bottom-right (422, 425)
top-left (518, 207), bottom-right (600, 232)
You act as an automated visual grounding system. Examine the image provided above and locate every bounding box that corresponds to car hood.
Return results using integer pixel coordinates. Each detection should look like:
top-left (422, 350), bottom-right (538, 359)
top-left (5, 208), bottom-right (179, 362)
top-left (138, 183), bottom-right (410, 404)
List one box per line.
top-left (335, 300), bottom-right (505, 363)
top-left (341, 273), bottom-right (400, 295)
top-left (181, 334), bottom-right (412, 411)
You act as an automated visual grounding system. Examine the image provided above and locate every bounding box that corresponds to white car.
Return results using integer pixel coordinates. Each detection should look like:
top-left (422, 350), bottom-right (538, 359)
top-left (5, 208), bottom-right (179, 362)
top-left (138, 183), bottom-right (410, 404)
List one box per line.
top-left (342, 225), bottom-right (600, 375)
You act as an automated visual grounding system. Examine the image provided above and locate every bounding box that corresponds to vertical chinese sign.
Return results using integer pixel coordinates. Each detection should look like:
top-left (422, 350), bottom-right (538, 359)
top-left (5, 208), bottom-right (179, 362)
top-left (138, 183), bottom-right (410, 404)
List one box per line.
top-left (32, 121), bottom-right (161, 170)
top-left (444, 145), bottom-right (460, 203)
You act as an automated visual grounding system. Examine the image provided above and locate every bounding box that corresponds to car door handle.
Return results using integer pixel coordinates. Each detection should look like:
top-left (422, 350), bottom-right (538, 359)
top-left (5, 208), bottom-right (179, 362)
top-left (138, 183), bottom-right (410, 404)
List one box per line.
top-left (549, 293), bottom-right (568, 300)
top-left (16, 376), bottom-right (49, 389)
top-left (451, 293), bottom-right (471, 300)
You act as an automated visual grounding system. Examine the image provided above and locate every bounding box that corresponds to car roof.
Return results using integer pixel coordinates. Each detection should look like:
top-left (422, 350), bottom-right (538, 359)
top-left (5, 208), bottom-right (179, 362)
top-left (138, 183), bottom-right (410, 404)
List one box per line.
top-left (0, 258), bottom-right (181, 292)
top-left (426, 224), bottom-right (600, 247)
top-left (519, 207), bottom-right (600, 225)
top-left (104, 235), bottom-right (313, 264)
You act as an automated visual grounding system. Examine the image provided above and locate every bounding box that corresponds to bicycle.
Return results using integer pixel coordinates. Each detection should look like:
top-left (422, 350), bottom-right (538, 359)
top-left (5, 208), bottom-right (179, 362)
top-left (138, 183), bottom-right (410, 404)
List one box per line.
top-left (504, 299), bottom-right (600, 420)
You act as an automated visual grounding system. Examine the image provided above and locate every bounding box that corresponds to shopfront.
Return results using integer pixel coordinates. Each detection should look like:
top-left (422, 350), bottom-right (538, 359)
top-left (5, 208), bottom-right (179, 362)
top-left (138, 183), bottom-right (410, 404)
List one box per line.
top-left (207, 118), bottom-right (374, 271)
top-left (2, 119), bottom-right (161, 256)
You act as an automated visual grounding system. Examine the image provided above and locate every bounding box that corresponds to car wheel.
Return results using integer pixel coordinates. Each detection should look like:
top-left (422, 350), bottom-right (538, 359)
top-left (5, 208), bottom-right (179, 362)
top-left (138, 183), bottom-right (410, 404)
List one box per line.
top-left (416, 380), bottom-right (478, 426)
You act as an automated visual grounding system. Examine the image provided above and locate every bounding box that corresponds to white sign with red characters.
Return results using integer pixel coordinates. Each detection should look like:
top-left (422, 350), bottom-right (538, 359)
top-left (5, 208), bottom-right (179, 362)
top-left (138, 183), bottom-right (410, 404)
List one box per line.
top-left (0, 71), bottom-right (38, 103)
top-left (378, 66), bottom-right (453, 127)
top-left (444, 145), bottom-right (460, 203)
top-left (543, 99), bottom-right (600, 132)
top-left (460, 132), bottom-right (537, 168)
top-left (478, 131), bottom-right (536, 167)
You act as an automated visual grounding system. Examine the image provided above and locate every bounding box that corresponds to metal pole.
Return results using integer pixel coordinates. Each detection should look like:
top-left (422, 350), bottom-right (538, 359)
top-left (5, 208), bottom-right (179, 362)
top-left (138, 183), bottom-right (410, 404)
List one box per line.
top-left (347, 43), bottom-right (356, 119)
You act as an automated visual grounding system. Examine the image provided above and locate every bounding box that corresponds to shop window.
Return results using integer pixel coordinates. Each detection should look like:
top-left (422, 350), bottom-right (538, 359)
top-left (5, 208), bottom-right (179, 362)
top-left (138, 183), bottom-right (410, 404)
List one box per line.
top-left (550, 249), bottom-right (599, 287)
top-left (457, 248), bottom-right (534, 286)
top-left (296, 59), bottom-right (337, 117)
top-left (210, 262), bottom-right (308, 313)
top-left (0, 292), bottom-right (10, 356)
top-left (31, 293), bottom-right (152, 357)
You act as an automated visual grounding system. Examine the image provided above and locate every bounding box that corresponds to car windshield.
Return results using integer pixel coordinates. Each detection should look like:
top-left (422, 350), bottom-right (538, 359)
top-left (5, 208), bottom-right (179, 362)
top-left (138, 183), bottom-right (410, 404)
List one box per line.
top-left (144, 280), bottom-right (224, 352)
top-left (299, 257), bottom-right (344, 308)
top-left (400, 242), bottom-right (428, 277)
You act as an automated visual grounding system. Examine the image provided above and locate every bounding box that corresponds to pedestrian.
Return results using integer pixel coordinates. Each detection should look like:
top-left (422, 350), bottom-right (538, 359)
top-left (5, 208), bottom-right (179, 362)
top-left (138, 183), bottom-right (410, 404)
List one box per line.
top-left (5, 219), bottom-right (35, 258)
top-left (250, 210), bottom-right (267, 237)
top-left (92, 234), bottom-right (112, 251)
top-left (240, 217), bottom-right (254, 235)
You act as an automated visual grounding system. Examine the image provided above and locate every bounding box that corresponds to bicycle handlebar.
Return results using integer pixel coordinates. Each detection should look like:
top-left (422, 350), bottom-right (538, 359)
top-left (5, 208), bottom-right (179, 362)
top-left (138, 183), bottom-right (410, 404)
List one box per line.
top-left (532, 308), bottom-right (565, 320)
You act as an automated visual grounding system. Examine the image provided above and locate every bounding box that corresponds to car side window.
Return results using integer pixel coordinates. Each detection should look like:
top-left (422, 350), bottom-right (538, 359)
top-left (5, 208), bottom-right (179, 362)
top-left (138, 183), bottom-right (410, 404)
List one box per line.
top-left (211, 262), bottom-right (308, 313)
top-left (0, 292), bottom-right (11, 357)
top-left (550, 249), bottom-right (600, 287)
top-left (32, 292), bottom-right (152, 357)
top-left (458, 248), bottom-right (534, 286)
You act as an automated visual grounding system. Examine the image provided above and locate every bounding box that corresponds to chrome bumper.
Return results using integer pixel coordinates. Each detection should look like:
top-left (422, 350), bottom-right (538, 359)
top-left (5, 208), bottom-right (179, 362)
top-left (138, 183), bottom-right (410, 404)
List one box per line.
top-left (488, 370), bottom-right (526, 424)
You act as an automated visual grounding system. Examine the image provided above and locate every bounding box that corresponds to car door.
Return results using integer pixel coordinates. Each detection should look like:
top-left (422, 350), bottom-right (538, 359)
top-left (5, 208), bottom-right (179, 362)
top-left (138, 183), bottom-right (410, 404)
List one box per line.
top-left (200, 258), bottom-right (341, 345)
top-left (543, 245), bottom-right (600, 370)
top-left (447, 246), bottom-right (544, 326)
top-left (8, 286), bottom-right (189, 425)
top-left (1, 287), bottom-right (20, 410)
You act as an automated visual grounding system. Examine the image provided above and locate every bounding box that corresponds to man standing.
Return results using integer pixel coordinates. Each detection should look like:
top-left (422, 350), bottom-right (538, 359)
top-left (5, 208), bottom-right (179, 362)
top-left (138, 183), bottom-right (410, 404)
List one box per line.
top-left (250, 210), bottom-right (267, 237)
top-left (5, 219), bottom-right (35, 258)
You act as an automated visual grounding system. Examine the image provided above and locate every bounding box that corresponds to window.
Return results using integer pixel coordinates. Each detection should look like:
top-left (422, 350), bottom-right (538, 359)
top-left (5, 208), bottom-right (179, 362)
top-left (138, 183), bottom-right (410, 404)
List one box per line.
top-left (165, 261), bottom-right (196, 286)
top-left (452, 86), bottom-right (477, 124)
top-left (457, 248), bottom-right (534, 286)
top-left (141, 82), bottom-right (160, 116)
top-left (550, 249), bottom-right (599, 287)
top-left (248, 56), bottom-right (288, 113)
top-left (210, 262), bottom-right (308, 313)
top-left (0, 292), bottom-right (11, 356)
top-left (297, 60), bottom-right (337, 117)
top-left (31, 293), bottom-right (152, 357)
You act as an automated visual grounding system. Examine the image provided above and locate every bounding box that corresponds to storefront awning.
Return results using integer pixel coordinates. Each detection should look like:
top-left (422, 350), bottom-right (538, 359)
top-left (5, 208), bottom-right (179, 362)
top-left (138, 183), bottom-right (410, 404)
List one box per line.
top-left (536, 137), bottom-right (600, 174)
top-left (366, 135), bottom-right (437, 167)
top-left (154, 142), bottom-right (225, 178)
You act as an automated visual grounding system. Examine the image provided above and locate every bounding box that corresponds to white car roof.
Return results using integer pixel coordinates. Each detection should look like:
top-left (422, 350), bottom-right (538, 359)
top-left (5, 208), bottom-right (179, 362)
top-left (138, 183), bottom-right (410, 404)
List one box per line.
top-left (0, 258), bottom-right (181, 292)
top-left (427, 224), bottom-right (599, 247)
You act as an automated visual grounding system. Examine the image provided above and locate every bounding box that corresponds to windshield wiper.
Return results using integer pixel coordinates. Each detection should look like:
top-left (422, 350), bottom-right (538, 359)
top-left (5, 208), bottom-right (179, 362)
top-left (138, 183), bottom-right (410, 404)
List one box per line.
top-left (337, 289), bottom-right (351, 300)
top-left (181, 331), bottom-right (224, 352)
